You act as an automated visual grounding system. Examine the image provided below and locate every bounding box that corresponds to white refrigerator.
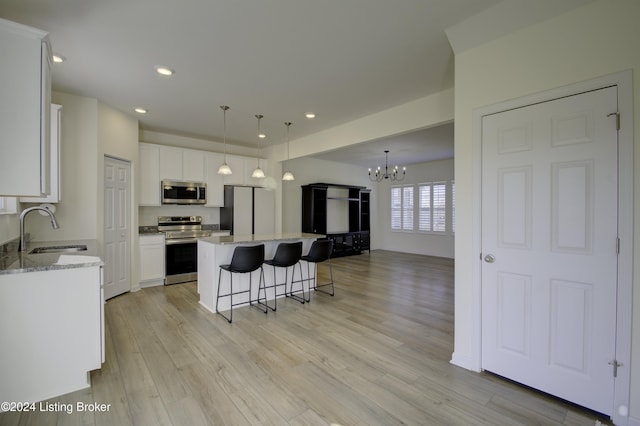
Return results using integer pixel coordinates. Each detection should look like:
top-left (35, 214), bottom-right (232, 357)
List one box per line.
top-left (220, 186), bottom-right (275, 235)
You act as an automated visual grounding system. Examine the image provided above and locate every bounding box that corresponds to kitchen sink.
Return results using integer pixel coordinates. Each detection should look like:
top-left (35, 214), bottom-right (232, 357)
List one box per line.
top-left (29, 244), bottom-right (88, 254)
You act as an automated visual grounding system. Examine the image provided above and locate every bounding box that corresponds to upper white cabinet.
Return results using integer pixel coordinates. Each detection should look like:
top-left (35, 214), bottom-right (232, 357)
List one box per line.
top-left (137, 142), bottom-right (267, 207)
top-left (204, 152), bottom-right (225, 207)
top-left (139, 143), bottom-right (161, 206)
top-left (222, 155), bottom-right (246, 186)
top-left (159, 146), bottom-right (205, 182)
top-left (21, 104), bottom-right (62, 203)
top-left (224, 155), bottom-right (267, 187)
top-left (0, 18), bottom-right (52, 197)
top-left (182, 148), bottom-right (205, 182)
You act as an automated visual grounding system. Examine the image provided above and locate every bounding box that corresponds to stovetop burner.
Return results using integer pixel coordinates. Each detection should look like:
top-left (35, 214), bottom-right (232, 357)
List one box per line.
top-left (158, 216), bottom-right (212, 241)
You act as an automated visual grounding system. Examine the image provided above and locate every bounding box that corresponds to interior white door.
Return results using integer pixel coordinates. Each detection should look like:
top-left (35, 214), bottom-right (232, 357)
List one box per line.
top-left (481, 87), bottom-right (618, 415)
top-left (103, 156), bottom-right (131, 299)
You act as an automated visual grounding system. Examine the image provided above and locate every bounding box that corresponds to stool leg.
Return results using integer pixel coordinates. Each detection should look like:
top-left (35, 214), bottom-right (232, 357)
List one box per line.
top-left (314, 259), bottom-right (335, 297)
top-left (250, 267), bottom-right (268, 314)
top-left (216, 269), bottom-right (232, 323)
top-left (287, 262), bottom-right (305, 304)
top-left (304, 261), bottom-right (314, 303)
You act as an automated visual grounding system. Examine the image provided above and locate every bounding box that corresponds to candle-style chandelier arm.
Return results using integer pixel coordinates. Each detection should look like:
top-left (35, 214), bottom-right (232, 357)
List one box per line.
top-left (368, 150), bottom-right (406, 182)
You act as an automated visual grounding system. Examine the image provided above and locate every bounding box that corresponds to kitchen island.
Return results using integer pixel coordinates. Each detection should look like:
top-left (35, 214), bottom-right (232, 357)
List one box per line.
top-left (197, 233), bottom-right (321, 313)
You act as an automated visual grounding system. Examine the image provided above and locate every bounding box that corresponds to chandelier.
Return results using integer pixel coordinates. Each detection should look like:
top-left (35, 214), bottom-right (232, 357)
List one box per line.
top-left (368, 150), bottom-right (406, 182)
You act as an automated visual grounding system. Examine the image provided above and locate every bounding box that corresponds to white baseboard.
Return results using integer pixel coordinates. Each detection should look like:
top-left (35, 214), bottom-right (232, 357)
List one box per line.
top-left (450, 351), bottom-right (481, 372)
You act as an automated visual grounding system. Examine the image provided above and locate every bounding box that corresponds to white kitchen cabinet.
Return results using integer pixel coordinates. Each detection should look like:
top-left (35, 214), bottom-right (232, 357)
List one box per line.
top-left (20, 104), bottom-right (62, 203)
top-left (183, 148), bottom-right (205, 182)
top-left (139, 143), bottom-right (161, 205)
top-left (139, 234), bottom-right (165, 287)
top-left (205, 152), bottom-right (225, 207)
top-left (159, 145), bottom-right (205, 182)
top-left (223, 155), bottom-right (267, 187)
top-left (0, 265), bottom-right (103, 403)
top-left (222, 155), bottom-right (246, 186)
top-left (159, 145), bottom-right (183, 181)
top-left (0, 18), bottom-right (52, 197)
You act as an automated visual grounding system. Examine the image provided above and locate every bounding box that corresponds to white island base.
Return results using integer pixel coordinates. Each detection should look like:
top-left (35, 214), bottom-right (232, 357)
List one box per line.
top-left (197, 233), bottom-right (321, 314)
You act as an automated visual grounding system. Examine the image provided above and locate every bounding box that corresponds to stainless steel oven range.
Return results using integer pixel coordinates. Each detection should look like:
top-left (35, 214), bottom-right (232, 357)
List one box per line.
top-left (158, 216), bottom-right (212, 285)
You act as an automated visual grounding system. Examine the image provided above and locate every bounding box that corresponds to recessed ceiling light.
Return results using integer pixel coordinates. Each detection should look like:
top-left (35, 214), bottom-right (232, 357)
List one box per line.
top-left (134, 107), bottom-right (148, 114)
top-left (258, 133), bottom-right (266, 139)
top-left (305, 112), bottom-right (316, 119)
top-left (52, 54), bottom-right (65, 63)
top-left (155, 66), bottom-right (174, 76)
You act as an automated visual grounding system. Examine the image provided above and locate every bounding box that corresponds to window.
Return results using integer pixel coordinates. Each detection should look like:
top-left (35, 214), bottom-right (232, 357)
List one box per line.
top-left (418, 182), bottom-right (447, 233)
top-left (391, 185), bottom-right (414, 231)
top-left (0, 197), bottom-right (17, 215)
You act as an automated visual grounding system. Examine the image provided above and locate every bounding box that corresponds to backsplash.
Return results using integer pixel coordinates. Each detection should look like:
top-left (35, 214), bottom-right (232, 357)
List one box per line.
top-left (0, 238), bottom-right (20, 258)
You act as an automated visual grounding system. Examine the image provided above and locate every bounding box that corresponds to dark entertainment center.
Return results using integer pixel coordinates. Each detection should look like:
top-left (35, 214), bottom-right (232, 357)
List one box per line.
top-left (301, 183), bottom-right (371, 257)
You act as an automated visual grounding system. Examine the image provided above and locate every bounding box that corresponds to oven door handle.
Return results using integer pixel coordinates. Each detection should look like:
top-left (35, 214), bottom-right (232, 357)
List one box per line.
top-left (165, 238), bottom-right (198, 245)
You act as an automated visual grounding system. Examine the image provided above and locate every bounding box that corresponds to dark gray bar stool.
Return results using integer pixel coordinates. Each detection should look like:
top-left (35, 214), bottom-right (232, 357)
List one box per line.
top-left (301, 239), bottom-right (334, 302)
top-left (216, 244), bottom-right (267, 323)
top-left (263, 241), bottom-right (304, 310)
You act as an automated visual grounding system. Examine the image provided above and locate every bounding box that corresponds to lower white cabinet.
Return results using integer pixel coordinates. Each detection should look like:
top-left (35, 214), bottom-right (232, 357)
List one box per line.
top-left (139, 234), bottom-right (165, 287)
top-left (0, 265), bottom-right (103, 404)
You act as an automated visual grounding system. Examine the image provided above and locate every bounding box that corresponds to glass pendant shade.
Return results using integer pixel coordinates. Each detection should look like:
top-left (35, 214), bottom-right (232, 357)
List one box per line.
top-left (218, 162), bottom-right (232, 175)
top-left (251, 167), bottom-right (265, 178)
top-left (252, 114), bottom-right (265, 179)
top-left (218, 105), bottom-right (232, 175)
top-left (282, 171), bottom-right (295, 181)
top-left (282, 122), bottom-right (295, 181)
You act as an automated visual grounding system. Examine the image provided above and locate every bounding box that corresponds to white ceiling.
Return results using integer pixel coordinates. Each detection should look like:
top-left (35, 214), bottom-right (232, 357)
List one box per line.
top-left (0, 0), bottom-right (594, 166)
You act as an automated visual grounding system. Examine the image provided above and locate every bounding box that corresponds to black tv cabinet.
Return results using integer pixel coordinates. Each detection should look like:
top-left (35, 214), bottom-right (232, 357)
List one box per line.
top-left (302, 183), bottom-right (371, 257)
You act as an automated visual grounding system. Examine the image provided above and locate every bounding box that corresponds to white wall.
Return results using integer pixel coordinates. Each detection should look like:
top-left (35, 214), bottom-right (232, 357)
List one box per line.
top-left (96, 101), bottom-right (139, 289)
top-left (452, 0), bottom-right (640, 422)
top-left (281, 156), bottom-right (454, 257)
top-left (376, 158), bottom-right (454, 258)
top-left (280, 156), bottom-right (375, 240)
top-left (21, 92), bottom-right (99, 242)
top-left (19, 93), bottom-right (139, 290)
top-left (0, 212), bottom-right (19, 245)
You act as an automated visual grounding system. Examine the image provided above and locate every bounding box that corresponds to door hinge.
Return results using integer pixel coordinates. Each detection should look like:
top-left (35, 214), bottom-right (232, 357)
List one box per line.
top-left (616, 237), bottom-right (620, 254)
top-left (607, 111), bottom-right (620, 130)
top-left (608, 360), bottom-right (623, 377)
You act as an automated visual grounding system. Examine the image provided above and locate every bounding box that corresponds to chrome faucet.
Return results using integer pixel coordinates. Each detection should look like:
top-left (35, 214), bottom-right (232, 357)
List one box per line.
top-left (19, 206), bottom-right (60, 252)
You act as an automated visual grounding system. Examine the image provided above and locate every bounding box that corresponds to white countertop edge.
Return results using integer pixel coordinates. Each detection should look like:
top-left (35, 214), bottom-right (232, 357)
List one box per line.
top-left (198, 233), bottom-right (323, 245)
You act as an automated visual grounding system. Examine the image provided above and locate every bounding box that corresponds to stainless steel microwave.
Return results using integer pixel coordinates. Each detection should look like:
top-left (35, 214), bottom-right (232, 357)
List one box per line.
top-left (161, 180), bottom-right (207, 204)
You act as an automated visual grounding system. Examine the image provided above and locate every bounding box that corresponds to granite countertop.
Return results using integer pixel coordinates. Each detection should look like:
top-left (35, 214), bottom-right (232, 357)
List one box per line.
top-left (0, 239), bottom-right (103, 276)
top-left (199, 233), bottom-right (322, 246)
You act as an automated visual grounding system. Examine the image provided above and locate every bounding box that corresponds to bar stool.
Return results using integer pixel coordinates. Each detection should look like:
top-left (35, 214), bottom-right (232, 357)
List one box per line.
top-left (263, 241), bottom-right (304, 310)
top-left (216, 244), bottom-right (267, 323)
top-left (301, 239), bottom-right (334, 301)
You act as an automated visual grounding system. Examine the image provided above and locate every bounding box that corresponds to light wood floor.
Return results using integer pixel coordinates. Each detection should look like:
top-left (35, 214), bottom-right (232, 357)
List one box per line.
top-left (1, 250), bottom-right (611, 425)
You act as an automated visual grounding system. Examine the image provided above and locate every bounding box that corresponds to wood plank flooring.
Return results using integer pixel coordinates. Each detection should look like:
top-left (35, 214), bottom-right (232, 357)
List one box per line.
top-left (1, 250), bottom-right (611, 425)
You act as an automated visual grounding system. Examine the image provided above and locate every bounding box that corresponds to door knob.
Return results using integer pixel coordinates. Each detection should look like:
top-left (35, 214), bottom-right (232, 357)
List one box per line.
top-left (484, 254), bottom-right (496, 263)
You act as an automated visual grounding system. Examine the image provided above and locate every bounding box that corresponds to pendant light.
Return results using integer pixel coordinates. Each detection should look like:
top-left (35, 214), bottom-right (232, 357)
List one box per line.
top-left (251, 114), bottom-right (266, 178)
top-left (217, 105), bottom-right (232, 175)
top-left (282, 122), bottom-right (295, 181)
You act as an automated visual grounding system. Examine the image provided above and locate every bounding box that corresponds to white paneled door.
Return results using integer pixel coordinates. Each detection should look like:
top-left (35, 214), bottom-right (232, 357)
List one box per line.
top-left (104, 156), bottom-right (131, 300)
top-left (481, 87), bottom-right (618, 416)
